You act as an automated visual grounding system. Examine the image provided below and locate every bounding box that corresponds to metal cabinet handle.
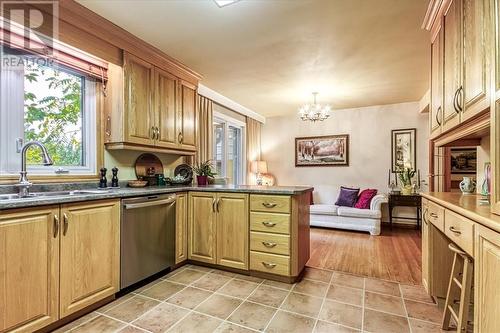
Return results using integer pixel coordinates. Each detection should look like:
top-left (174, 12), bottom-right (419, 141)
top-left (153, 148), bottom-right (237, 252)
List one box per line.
top-left (262, 241), bottom-right (277, 248)
top-left (150, 126), bottom-right (156, 139)
top-left (262, 202), bottom-right (277, 208)
top-left (435, 106), bottom-right (442, 126)
top-left (261, 262), bottom-right (277, 269)
top-left (449, 226), bottom-right (462, 235)
top-left (457, 86), bottom-right (463, 112)
top-left (105, 116), bottom-right (111, 138)
top-left (178, 132), bottom-right (183, 144)
top-left (262, 221), bottom-right (276, 227)
top-left (63, 213), bottom-right (69, 236)
top-left (430, 212), bottom-right (438, 218)
top-left (453, 88), bottom-right (460, 114)
top-left (212, 198), bottom-right (216, 213)
top-left (53, 215), bottom-right (60, 238)
top-left (423, 208), bottom-right (429, 226)
top-left (216, 198), bottom-right (220, 213)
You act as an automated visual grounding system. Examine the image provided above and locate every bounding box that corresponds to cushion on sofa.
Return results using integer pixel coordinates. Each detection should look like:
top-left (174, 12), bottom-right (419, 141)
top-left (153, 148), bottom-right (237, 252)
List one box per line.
top-left (335, 186), bottom-right (360, 207)
top-left (337, 206), bottom-right (381, 219)
top-left (310, 204), bottom-right (339, 216)
top-left (354, 189), bottom-right (378, 209)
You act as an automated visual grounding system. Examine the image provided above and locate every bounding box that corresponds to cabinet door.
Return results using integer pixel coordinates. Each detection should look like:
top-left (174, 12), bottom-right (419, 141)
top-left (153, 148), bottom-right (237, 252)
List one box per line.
top-left (442, 0), bottom-right (463, 132)
top-left (124, 52), bottom-right (155, 146)
top-left (175, 193), bottom-right (188, 264)
top-left (216, 193), bottom-right (249, 270)
top-left (430, 21), bottom-right (444, 138)
top-left (491, 0), bottom-right (500, 215)
top-left (463, 0), bottom-right (490, 120)
top-left (0, 207), bottom-right (59, 332)
top-left (188, 192), bottom-right (217, 264)
top-left (178, 81), bottom-right (197, 151)
top-left (155, 68), bottom-right (179, 149)
top-left (474, 225), bottom-right (500, 332)
top-left (60, 200), bottom-right (120, 317)
top-left (421, 203), bottom-right (430, 293)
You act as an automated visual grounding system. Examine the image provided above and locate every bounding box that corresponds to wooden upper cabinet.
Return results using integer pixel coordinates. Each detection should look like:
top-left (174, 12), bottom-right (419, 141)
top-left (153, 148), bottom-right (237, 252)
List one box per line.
top-left (216, 193), bottom-right (249, 270)
top-left (0, 207), bottom-right (59, 332)
top-left (462, 0), bottom-right (490, 120)
top-left (474, 224), bottom-right (500, 332)
top-left (123, 53), bottom-right (155, 146)
top-left (430, 21), bottom-right (444, 138)
top-left (179, 81), bottom-right (197, 151)
top-left (442, 0), bottom-right (463, 132)
top-left (490, 0), bottom-right (500, 216)
top-left (59, 200), bottom-right (120, 318)
top-left (155, 68), bottom-right (178, 149)
top-left (175, 193), bottom-right (188, 264)
top-left (188, 192), bottom-right (217, 264)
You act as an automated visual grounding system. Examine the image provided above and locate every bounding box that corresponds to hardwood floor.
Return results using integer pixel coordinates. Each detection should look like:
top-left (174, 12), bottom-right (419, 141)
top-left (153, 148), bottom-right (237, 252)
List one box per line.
top-left (307, 226), bottom-right (422, 285)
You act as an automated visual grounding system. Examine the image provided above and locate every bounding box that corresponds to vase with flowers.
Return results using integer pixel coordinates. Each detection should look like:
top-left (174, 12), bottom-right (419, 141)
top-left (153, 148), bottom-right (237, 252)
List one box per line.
top-left (192, 160), bottom-right (217, 186)
top-left (398, 167), bottom-right (416, 195)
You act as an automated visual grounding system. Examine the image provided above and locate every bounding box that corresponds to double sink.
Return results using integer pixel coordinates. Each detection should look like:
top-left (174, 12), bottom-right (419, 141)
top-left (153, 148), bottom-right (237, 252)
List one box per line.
top-left (0, 190), bottom-right (111, 201)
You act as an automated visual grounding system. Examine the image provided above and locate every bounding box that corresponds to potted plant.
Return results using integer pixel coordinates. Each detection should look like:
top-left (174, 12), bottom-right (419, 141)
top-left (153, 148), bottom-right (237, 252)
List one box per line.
top-left (192, 160), bottom-right (217, 186)
top-left (398, 167), bottom-right (416, 195)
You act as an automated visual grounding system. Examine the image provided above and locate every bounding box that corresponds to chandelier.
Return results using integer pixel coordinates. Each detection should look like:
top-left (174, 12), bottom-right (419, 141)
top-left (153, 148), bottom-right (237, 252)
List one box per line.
top-left (298, 92), bottom-right (331, 122)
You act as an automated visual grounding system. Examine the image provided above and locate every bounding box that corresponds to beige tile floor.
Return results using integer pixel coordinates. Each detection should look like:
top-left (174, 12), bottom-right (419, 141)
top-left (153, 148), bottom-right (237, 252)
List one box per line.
top-left (53, 265), bottom-right (447, 333)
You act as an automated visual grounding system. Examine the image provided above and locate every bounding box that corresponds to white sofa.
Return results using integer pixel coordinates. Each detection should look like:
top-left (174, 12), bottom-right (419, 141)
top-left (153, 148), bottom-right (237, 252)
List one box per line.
top-left (310, 194), bottom-right (388, 235)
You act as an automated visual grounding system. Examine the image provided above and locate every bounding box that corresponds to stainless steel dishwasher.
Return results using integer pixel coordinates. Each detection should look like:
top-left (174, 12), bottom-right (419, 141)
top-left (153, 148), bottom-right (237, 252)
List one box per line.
top-left (121, 194), bottom-right (176, 289)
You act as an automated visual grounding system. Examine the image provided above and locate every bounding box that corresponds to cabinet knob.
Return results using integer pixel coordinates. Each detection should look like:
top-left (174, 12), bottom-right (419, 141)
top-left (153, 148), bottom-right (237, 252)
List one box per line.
top-left (262, 221), bottom-right (276, 227)
top-left (261, 262), bottom-right (277, 269)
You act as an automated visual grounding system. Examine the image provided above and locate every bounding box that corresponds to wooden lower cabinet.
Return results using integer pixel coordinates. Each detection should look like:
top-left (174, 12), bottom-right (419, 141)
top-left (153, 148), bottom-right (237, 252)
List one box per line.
top-left (0, 206), bottom-right (59, 332)
top-left (422, 201), bottom-right (430, 292)
top-left (188, 192), bottom-right (249, 269)
top-left (188, 192), bottom-right (217, 264)
top-left (474, 224), bottom-right (500, 333)
top-left (216, 193), bottom-right (249, 270)
top-left (175, 193), bottom-right (188, 264)
top-left (59, 200), bottom-right (120, 317)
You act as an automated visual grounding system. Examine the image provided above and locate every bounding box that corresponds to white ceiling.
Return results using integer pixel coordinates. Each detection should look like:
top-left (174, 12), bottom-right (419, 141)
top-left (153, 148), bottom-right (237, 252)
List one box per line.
top-left (77, 0), bottom-right (430, 117)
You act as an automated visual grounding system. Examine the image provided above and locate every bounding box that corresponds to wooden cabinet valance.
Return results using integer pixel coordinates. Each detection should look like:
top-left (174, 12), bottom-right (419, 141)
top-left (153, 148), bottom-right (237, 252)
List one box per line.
top-left (104, 52), bottom-right (197, 155)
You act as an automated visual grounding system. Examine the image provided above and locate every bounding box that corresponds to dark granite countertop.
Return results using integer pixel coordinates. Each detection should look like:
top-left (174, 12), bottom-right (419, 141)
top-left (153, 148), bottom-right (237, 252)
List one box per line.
top-left (0, 183), bottom-right (313, 210)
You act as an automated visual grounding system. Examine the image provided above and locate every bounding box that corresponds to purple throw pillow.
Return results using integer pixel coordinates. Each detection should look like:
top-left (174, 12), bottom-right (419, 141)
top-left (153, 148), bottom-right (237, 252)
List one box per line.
top-left (335, 186), bottom-right (360, 207)
top-left (354, 189), bottom-right (378, 209)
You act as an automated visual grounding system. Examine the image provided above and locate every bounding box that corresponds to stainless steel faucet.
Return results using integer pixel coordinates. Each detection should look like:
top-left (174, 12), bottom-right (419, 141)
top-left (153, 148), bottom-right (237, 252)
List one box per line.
top-left (17, 141), bottom-right (53, 197)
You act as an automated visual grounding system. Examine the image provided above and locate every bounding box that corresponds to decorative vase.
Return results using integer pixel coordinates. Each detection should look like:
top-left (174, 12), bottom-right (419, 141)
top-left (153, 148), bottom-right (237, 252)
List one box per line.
top-left (197, 175), bottom-right (208, 186)
top-left (401, 185), bottom-right (413, 195)
top-left (459, 176), bottom-right (476, 194)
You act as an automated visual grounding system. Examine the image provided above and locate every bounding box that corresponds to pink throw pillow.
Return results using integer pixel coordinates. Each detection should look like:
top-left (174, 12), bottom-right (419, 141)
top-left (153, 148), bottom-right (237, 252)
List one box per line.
top-left (354, 189), bottom-right (378, 209)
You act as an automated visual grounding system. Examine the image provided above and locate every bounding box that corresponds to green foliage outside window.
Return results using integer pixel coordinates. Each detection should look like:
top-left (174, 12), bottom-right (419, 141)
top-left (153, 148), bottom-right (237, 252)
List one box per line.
top-left (23, 61), bottom-right (84, 166)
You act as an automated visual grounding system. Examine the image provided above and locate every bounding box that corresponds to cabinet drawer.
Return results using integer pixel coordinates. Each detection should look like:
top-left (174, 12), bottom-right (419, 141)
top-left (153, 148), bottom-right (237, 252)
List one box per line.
top-left (250, 195), bottom-right (291, 213)
top-left (250, 251), bottom-right (290, 276)
top-left (250, 232), bottom-right (290, 255)
top-left (427, 201), bottom-right (445, 232)
top-left (250, 212), bottom-right (290, 234)
top-left (444, 210), bottom-right (475, 257)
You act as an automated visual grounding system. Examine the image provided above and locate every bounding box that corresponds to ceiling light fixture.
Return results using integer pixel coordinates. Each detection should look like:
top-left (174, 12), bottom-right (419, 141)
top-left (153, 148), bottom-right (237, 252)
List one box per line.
top-left (298, 92), bottom-right (331, 122)
top-left (214, 0), bottom-right (240, 7)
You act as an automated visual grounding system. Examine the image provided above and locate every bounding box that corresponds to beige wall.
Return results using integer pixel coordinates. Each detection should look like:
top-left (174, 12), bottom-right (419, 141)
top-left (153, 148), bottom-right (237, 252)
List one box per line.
top-left (104, 150), bottom-right (185, 181)
top-left (261, 102), bottom-right (429, 224)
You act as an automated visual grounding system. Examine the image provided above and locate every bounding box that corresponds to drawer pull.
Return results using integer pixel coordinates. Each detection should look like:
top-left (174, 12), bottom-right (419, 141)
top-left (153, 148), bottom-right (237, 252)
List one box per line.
top-left (53, 215), bottom-right (60, 238)
top-left (430, 213), bottom-right (438, 218)
top-left (262, 241), bottom-right (277, 248)
top-left (261, 262), bottom-right (277, 269)
top-left (262, 221), bottom-right (277, 227)
top-left (449, 226), bottom-right (462, 235)
top-left (262, 202), bottom-right (277, 208)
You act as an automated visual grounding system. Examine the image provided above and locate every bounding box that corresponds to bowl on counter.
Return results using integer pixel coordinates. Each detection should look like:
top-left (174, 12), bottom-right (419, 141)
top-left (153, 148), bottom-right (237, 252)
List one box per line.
top-left (127, 180), bottom-right (148, 188)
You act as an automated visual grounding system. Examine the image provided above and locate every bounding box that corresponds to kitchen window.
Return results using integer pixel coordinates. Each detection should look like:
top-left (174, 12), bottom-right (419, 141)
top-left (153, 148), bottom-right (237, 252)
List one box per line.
top-left (0, 49), bottom-right (97, 176)
top-left (213, 113), bottom-right (246, 185)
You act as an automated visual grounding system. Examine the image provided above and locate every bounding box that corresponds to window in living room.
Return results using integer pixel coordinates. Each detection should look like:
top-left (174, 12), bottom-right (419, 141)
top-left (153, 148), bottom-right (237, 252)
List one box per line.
top-left (213, 113), bottom-right (245, 185)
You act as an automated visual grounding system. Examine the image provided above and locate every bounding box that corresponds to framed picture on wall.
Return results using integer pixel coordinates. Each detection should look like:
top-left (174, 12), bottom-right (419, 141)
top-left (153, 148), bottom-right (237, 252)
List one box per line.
top-left (391, 128), bottom-right (416, 173)
top-left (295, 134), bottom-right (349, 167)
top-left (450, 148), bottom-right (477, 174)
